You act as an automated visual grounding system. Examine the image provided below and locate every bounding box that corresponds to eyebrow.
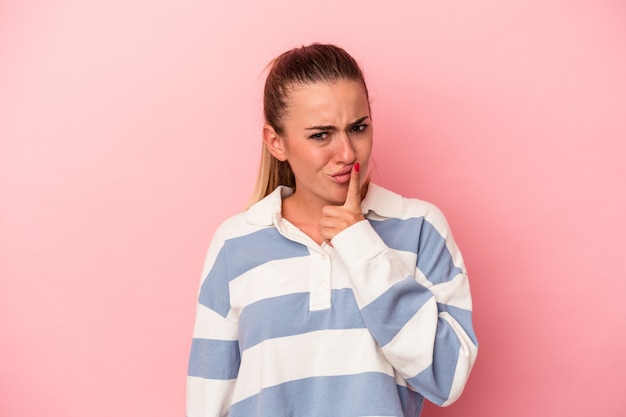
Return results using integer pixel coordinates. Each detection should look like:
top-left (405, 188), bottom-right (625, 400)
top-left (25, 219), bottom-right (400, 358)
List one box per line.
top-left (305, 116), bottom-right (370, 131)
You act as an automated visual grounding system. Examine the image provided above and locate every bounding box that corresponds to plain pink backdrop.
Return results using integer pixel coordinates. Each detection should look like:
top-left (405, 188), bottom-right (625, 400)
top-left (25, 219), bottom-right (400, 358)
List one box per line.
top-left (1, 1), bottom-right (625, 416)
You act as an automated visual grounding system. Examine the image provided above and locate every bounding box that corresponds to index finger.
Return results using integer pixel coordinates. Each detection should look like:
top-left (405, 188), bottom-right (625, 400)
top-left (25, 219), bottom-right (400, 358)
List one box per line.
top-left (344, 162), bottom-right (361, 208)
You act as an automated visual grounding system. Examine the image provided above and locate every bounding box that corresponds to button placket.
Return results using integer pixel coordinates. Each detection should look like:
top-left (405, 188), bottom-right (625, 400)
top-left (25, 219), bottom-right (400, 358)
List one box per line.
top-left (309, 250), bottom-right (332, 311)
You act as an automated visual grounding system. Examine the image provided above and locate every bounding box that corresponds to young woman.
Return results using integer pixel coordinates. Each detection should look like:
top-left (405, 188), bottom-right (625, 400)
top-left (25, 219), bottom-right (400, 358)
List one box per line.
top-left (187, 43), bottom-right (478, 417)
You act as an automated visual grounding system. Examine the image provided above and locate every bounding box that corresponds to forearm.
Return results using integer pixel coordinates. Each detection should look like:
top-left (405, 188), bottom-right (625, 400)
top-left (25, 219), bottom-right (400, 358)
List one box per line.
top-left (332, 219), bottom-right (478, 405)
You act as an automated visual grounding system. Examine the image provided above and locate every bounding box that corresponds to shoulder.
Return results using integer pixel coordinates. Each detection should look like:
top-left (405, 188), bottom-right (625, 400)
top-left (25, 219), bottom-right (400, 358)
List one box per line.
top-left (211, 211), bottom-right (271, 246)
top-left (199, 210), bottom-right (276, 279)
top-left (365, 184), bottom-right (456, 243)
top-left (366, 183), bottom-right (447, 223)
top-left (209, 185), bottom-right (288, 243)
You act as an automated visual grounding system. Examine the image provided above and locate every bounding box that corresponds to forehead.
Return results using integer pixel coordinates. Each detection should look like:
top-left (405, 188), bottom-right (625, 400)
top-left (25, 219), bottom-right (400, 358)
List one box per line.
top-left (285, 80), bottom-right (370, 121)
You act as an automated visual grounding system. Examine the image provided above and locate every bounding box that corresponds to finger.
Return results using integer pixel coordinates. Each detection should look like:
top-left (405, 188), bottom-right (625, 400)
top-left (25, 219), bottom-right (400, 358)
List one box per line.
top-left (320, 225), bottom-right (337, 242)
top-left (343, 162), bottom-right (361, 209)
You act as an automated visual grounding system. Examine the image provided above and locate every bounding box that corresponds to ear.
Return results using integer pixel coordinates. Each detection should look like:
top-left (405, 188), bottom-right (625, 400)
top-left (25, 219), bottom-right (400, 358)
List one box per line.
top-left (263, 124), bottom-right (288, 162)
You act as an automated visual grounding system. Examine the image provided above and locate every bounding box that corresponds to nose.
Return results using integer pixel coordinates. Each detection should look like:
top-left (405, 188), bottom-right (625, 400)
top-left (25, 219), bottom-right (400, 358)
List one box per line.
top-left (335, 132), bottom-right (356, 163)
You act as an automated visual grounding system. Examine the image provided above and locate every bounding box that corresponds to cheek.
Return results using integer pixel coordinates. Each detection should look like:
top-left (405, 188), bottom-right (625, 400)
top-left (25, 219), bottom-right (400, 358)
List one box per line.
top-left (289, 148), bottom-right (329, 173)
top-left (357, 137), bottom-right (373, 159)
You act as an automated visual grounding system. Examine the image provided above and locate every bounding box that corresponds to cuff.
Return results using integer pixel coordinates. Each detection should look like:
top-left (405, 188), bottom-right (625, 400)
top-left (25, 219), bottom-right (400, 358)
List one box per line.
top-left (331, 220), bottom-right (388, 272)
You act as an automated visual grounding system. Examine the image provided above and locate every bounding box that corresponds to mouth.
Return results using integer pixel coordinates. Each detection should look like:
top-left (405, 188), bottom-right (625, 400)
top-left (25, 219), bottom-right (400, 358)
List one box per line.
top-left (330, 165), bottom-right (354, 184)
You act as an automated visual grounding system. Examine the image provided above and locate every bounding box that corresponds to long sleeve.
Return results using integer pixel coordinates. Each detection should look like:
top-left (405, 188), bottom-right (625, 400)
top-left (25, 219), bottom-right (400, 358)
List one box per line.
top-left (187, 230), bottom-right (240, 417)
top-left (331, 201), bottom-right (478, 406)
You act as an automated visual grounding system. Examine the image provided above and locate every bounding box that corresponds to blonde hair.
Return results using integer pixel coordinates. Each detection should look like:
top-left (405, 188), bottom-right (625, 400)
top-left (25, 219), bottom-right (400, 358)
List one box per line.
top-left (247, 43), bottom-right (370, 208)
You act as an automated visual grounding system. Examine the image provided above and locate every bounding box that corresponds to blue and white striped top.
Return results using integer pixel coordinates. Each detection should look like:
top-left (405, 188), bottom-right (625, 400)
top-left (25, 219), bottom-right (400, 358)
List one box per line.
top-left (187, 184), bottom-right (478, 417)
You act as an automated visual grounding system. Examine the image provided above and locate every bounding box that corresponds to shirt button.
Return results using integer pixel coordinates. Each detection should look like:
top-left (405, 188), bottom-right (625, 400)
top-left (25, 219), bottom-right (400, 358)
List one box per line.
top-left (320, 280), bottom-right (326, 287)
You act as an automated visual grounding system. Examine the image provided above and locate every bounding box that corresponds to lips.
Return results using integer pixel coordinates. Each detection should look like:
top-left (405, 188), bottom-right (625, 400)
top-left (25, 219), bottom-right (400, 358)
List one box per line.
top-left (330, 165), bottom-right (353, 184)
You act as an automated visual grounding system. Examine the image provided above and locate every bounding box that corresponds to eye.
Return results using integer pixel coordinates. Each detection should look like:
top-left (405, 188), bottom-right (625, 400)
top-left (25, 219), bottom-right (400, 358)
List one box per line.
top-left (309, 132), bottom-right (329, 141)
top-left (350, 124), bottom-right (368, 133)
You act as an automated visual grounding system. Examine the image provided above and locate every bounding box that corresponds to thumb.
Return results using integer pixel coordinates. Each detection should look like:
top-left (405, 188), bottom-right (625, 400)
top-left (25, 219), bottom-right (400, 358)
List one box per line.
top-left (344, 162), bottom-right (362, 209)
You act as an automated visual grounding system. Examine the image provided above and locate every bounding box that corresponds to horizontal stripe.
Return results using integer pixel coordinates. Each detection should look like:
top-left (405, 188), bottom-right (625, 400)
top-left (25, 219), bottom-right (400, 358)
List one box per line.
top-left (380, 297), bottom-right (439, 377)
top-left (370, 217), bottom-right (463, 285)
top-left (437, 302), bottom-right (478, 346)
top-left (360, 277), bottom-right (433, 347)
top-left (429, 274), bottom-right (472, 309)
top-left (397, 385), bottom-right (425, 417)
top-left (231, 372), bottom-right (404, 417)
top-left (370, 217), bottom-right (422, 253)
top-left (233, 328), bottom-right (393, 403)
top-left (198, 247), bottom-right (230, 316)
top-left (198, 227), bottom-right (309, 316)
top-left (405, 317), bottom-right (461, 405)
top-left (191, 304), bottom-right (238, 340)
top-left (225, 227), bottom-right (310, 277)
top-left (229, 256), bottom-right (316, 313)
top-left (239, 288), bottom-right (365, 351)
top-left (186, 376), bottom-right (235, 417)
top-left (188, 338), bottom-right (240, 380)
top-left (416, 220), bottom-right (463, 285)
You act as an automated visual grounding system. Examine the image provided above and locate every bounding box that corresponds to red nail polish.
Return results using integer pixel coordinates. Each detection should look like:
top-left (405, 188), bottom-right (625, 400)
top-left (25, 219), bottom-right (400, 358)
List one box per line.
top-left (355, 162), bottom-right (360, 173)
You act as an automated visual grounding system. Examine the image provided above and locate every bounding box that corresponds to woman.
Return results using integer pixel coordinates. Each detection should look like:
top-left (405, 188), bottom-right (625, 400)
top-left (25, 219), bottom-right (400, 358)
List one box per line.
top-left (187, 43), bottom-right (478, 417)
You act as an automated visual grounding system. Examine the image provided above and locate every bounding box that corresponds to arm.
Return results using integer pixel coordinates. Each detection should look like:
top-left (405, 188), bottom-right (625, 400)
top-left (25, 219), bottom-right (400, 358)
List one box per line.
top-left (331, 206), bottom-right (478, 406)
top-left (187, 231), bottom-right (240, 417)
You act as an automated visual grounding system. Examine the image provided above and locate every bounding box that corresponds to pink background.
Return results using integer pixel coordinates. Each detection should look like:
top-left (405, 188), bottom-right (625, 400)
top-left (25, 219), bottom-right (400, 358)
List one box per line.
top-left (2, 0), bottom-right (625, 416)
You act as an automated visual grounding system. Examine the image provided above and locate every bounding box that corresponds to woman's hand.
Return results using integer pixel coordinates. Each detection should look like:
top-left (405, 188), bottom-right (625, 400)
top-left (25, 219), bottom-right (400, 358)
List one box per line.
top-left (320, 163), bottom-right (365, 242)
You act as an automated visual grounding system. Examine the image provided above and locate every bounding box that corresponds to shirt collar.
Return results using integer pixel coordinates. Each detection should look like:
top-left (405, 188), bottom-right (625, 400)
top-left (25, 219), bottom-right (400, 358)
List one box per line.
top-left (360, 183), bottom-right (404, 218)
top-left (246, 186), bottom-right (293, 226)
top-left (246, 183), bottom-right (404, 226)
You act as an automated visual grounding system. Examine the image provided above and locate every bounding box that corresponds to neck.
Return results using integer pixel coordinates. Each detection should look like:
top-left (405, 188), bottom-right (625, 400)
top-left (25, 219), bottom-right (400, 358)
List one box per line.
top-left (281, 192), bottom-right (327, 245)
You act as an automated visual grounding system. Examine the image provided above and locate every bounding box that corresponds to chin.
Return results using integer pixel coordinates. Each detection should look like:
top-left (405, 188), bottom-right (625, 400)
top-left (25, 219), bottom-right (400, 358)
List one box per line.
top-left (328, 191), bottom-right (349, 205)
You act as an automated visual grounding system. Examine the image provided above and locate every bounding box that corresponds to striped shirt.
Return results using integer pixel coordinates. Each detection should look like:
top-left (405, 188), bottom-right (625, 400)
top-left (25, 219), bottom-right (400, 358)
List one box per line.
top-left (187, 184), bottom-right (478, 417)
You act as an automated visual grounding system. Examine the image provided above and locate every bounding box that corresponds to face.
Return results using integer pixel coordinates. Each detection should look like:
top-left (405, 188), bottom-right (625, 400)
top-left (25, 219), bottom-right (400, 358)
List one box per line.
top-left (266, 80), bottom-right (373, 208)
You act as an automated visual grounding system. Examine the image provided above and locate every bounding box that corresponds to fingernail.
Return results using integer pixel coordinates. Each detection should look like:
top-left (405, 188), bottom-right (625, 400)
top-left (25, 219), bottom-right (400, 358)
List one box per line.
top-left (355, 162), bottom-right (360, 173)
